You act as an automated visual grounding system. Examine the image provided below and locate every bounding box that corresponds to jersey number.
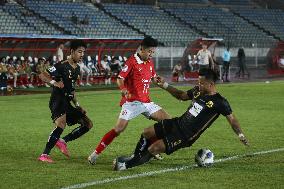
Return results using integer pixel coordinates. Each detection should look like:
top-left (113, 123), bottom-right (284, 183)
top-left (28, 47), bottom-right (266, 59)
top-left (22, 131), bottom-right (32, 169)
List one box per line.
top-left (143, 83), bottom-right (149, 94)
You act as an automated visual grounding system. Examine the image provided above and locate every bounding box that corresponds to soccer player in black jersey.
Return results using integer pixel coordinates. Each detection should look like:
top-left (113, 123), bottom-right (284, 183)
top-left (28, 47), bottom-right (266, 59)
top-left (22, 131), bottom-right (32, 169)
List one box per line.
top-left (113, 68), bottom-right (249, 170)
top-left (38, 40), bottom-right (93, 163)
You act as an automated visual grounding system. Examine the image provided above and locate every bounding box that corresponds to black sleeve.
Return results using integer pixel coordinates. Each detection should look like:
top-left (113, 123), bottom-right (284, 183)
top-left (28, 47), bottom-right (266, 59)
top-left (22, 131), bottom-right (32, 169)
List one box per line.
top-left (217, 98), bottom-right (232, 116)
top-left (186, 86), bottom-right (199, 100)
top-left (46, 63), bottom-right (62, 78)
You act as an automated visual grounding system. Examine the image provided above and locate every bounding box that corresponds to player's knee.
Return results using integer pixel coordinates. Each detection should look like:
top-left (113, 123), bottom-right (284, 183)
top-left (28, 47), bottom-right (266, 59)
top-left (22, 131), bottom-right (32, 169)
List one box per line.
top-left (86, 120), bottom-right (93, 129)
top-left (83, 119), bottom-right (93, 129)
top-left (114, 121), bottom-right (128, 134)
top-left (143, 127), bottom-right (155, 139)
top-left (56, 122), bottom-right (66, 129)
top-left (148, 144), bottom-right (162, 154)
top-left (114, 126), bottom-right (125, 134)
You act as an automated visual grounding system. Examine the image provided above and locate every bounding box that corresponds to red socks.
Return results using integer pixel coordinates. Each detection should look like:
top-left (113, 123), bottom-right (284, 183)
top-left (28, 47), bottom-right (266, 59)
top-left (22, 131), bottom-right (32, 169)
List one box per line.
top-left (95, 129), bottom-right (118, 154)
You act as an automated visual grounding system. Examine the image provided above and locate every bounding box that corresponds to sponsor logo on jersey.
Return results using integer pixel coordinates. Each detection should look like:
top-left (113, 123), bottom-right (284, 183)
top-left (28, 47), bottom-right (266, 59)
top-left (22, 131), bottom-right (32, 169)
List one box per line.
top-left (189, 102), bottom-right (203, 117)
top-left (206, 101), bottom-right (214, 108)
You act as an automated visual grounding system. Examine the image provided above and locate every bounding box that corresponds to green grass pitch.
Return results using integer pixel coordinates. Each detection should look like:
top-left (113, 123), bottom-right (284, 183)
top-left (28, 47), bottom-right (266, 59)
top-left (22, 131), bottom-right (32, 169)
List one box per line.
top-left (0, 81), bottom-right (283, 189)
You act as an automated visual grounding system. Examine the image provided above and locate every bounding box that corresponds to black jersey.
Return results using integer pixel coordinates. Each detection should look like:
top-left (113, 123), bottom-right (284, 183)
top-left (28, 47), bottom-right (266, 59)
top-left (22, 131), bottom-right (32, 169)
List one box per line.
top-left (177, 86), bottom-right (232, 140)
top-left (46, 60), bottom-right (80, 100)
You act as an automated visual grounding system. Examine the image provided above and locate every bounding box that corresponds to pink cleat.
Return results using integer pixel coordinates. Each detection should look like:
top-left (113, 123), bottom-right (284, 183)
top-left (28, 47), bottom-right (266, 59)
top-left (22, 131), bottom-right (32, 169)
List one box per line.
top-left (55, 139), bottom-right (70, 157)
top-left (38, 154), bottom-right (53, 163)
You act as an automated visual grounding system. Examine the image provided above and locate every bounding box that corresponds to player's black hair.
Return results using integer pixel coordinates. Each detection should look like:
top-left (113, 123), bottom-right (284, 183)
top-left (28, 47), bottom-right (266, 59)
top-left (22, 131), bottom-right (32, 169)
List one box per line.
top-left (70, 39), bottom-right (87, 51)
top-left (141, 36), bottom-right (158, 48)
top-left (199, 68), bottom-right (218, 83)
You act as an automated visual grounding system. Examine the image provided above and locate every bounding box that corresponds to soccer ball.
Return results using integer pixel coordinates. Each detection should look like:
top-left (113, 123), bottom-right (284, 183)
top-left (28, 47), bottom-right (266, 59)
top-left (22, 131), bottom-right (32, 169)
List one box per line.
top-left (195, 149), bottom-right (214, 167)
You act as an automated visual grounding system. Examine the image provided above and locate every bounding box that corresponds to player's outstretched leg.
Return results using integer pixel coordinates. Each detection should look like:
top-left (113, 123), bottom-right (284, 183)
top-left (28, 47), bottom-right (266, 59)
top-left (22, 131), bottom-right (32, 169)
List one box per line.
top-left (113, 150), bottom-right (153, 171)
top-left (57, 117), bottom-right (92, 157)
top-left (88, 129), bottom-right (118, 164)
top-left (38, 127), bottom-right (63, 163)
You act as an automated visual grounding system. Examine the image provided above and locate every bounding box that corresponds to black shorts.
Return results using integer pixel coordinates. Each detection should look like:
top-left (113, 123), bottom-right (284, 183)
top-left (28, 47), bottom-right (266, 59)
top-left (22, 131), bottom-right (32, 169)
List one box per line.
top-left (49, 94), bottom-right (86, 126)
top-left (154, 118), bottom-right (195, 155)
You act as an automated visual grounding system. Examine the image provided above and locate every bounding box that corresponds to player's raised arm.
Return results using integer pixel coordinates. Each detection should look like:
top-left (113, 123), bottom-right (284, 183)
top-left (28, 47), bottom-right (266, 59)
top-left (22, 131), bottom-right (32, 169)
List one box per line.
top-left (226, 114), bottom-right (249, 146)
top-left (153, 75), bottom-right (189, 101)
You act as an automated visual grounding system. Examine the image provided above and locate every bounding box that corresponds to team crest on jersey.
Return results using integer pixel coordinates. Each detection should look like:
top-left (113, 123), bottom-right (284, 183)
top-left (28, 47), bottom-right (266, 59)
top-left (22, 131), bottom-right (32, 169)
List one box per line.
top-left (193, 91), bottom-right (200, 98)
top-left (122, 65), bottom-right (128, 72)
top-left (206, 101), bottom-right (214, 108)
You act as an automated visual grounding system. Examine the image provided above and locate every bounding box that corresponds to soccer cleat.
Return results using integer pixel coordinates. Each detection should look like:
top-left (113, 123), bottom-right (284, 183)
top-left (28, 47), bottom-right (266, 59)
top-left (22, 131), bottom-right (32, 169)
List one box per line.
top-left (38, 154), bottom-right (53, 163)
top-left (88, 151), bottom-right (99, 165)
top-left (113, 157), bottom-right (127, 171)
top-left (154, 154), bottom-right (164, 160)
top-left (55, 139), bottom-right (70, 157)
top-left (85, 83), bottom-right (92, 86)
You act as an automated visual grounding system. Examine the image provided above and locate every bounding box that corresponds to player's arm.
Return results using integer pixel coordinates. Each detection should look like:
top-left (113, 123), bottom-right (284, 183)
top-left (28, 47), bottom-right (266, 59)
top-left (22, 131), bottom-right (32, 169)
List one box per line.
top-left (71, 92), bottom-right (86, 114)
top-left (153, 76), bottom-right (189, 101)
top-left (117, 77), bottom-right (130, 97)
top-left (226, 114), bottom-right (249, 146)
top-left (39, 71), bottom-right (64, 88)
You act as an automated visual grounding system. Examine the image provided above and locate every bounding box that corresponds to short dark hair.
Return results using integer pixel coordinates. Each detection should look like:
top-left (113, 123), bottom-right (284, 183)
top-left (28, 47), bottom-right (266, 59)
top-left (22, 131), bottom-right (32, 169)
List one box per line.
top-left (199, 68), bottom-right (218, 83)
top-left (70, 39), bottom-right (87, 51)
top-left (141, 36), bottom-right (158, 48)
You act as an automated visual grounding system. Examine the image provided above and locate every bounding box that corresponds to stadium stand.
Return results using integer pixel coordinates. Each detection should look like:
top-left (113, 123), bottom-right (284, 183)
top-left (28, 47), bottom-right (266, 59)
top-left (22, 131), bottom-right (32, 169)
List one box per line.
top-left (211, 0), bottom-right (253, 6)
top-left (0, 7), bottom-right (40, 34)
top-left (163, 6), bottom-right (276, 47)
top-left (2, 2), bottom-right (62, 35)
top-left (233, 8), bottom-right (284, 40)
top-left (103, 3), bottom-right (201, 46)
top-left (25, 0), bottom-right (142, 38)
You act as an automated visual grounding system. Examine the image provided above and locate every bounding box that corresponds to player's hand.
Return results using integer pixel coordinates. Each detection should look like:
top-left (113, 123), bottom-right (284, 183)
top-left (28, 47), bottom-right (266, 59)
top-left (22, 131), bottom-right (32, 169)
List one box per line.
top-left (121, 88), bottom-right (131, 99)
top-left (239, 135), bottom-right (249, 146)
top-left (76, 106), bottom-right (87, 115)
top-left (54, 81), bottom-right (64, 88)
top-left (153, 75), bottom-right (165, 87)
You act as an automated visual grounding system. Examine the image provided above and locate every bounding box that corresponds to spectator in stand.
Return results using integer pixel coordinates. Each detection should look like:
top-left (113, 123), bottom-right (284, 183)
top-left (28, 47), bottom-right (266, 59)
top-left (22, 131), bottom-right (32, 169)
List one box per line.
top-left (57, 44), bottom-right (64, 62)
top-left (78, 60), bottom-right (92, 86)
top-left (101, 55), bottom-right (112, 85)
top-left (0, 57), bottom-right (8, 90)
top-left (172, 62), bottom-right (182, 82)
top-left (87, 56), bottom-right (99, 75)
top-left (81, 15), bottom-right (89, 25)
top-left (6, 58), bottom-right (18, 88)
top-left (278, 55), bottom-right (284, 68)
top-left (36, 57), bottom-right (50, 87)
top-left (71, 12), bottom-right (78, 24)
top-left (110, 56), bottom-right (121, 74)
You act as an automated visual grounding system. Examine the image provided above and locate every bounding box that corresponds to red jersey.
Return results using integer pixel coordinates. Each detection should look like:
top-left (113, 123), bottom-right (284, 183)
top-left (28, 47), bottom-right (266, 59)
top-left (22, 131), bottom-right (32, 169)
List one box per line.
top-left (118, 53), bottom-right (156, 106)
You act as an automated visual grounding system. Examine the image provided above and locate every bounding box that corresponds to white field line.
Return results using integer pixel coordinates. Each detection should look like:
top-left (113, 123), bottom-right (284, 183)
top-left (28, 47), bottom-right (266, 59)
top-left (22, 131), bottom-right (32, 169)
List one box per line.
top-left (60, 148), bottom-right (284, 189)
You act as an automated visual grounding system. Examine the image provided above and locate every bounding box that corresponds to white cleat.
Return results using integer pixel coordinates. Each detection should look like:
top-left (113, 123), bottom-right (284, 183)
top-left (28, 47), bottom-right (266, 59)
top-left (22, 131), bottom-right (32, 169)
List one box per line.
top-left (88, 151), bottom-right (99, 165)
top-left (113, 157), bottom-right (127, 171)
top-left (154, 154), bottom-right (164, 160)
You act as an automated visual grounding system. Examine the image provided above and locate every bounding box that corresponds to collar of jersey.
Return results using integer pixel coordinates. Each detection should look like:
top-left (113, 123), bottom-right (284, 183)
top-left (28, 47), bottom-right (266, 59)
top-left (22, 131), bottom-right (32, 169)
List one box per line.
top-left (134, 53), bottom-right (144, 64)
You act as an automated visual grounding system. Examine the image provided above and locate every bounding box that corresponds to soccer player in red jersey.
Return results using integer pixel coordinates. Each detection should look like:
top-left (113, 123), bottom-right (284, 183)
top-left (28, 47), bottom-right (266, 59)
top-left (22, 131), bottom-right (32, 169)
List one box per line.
top-left (88, 37), bottom-right (171, 164)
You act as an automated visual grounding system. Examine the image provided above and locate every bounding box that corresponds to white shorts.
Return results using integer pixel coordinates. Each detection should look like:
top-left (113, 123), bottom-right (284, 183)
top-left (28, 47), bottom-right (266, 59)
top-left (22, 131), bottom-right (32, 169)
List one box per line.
top-left (119, 101), bottom-right (162, 120)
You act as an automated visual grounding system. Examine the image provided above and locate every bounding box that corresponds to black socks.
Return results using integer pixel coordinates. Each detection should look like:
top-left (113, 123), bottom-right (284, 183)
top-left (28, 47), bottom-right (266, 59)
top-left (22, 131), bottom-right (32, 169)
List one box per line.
top-left (43, 127), bottom-right (63, 155)
top-left (63, 126), bottom-right (89, 143)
